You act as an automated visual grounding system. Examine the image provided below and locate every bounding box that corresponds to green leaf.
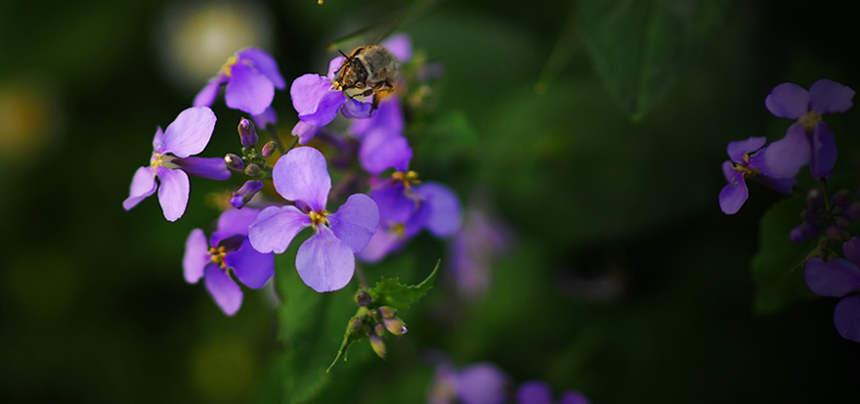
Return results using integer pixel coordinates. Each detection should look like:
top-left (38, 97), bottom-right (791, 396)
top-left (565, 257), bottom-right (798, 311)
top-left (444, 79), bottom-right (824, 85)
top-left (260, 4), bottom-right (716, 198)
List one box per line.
top-left (327, 260), bottom-right (440, 371)
top-left (369, 259), bottom-right (440, 309)
top-left (752, 195), bottom-right (818, 314)
top-left (580, 0), bottom-right (728, 117)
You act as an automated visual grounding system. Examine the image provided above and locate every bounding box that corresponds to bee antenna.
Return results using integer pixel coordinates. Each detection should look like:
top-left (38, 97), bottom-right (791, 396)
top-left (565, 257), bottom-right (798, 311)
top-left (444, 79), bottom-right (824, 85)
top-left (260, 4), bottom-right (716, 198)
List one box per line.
top-left (337, 49), bottom-right (350, 60)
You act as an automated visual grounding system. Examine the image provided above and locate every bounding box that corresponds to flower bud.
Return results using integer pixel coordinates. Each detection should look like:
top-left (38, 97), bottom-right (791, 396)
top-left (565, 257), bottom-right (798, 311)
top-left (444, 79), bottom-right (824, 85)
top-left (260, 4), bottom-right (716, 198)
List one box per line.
top-left (789, 226), bottom-right (805, 243)
top-left (261, 141), bottom-right (276, 157)
top-left (374, 323), bottom-right (386, 336)
top-left (834, 189), bottom-right (852, 208)
top-left (355, 290), bottom-right (372, 307)
top-left (244, 163), bottom-right (261, 177)
top-left (224, 153), bottom-right (245, 171)
top-left (369, 333), bottom-right (386, 359)
top-left (238, 117), bottom-right (259, 147)
top-left (806, 189), bottom-right (823, 210)
top-left (378, 306), bottom-right (396, 319)
top-left (230, 180), bottom-right (263, 209)
top-left (347, 317), bottom-right (363, 334)
top-left (383, 317), bottom-right (407, 336)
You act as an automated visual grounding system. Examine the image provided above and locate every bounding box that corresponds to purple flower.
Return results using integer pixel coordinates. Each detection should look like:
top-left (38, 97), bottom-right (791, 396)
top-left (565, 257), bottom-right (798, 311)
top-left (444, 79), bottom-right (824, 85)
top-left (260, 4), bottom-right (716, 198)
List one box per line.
top-left (123, 106), bottom-right (230, 222)
top-left (183, 208), bottom-right (275, 316)
top-left (252, 106), bottom-right (278, 128)
top-left (516, 380), bottom-right (590, 404)
top-left (719, 136), bottom-right (795, 215)
top-left (194, 48), bottom-right (286, 116)
top-left (289, 57), bottom-right (373, 140)
top-left (804, 236), bottom-right (860, 342)
top-left (248, 147), bottom-right (379, 292)
top-left (230, 180), bottom-right (264, 209)
top-left (754, 79), bottom-right (854, 180)
top-left (350, 97), bottom-right (412, 175)
top-left (448, 199), bottom-right (512, 302)
top-left (427, 360), bottom-right (509, 404)
top-left (359, 177), bottom-right (462, 262)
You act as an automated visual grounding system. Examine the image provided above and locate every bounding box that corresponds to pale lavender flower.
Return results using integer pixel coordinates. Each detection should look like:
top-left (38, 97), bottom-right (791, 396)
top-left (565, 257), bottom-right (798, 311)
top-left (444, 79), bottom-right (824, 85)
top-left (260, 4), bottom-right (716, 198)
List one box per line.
top-left (427, 360), bottom-right (509, 404)
top-left (516, 380), bottom-right (590, 404)
top-left (194, 48), bottom-right (286, 115)
top-left (804, 236), bottom-right (860, 342)
top-left (183, 208), bottom-right (274, 316)
top-left (289, 57), bottom-right (372, 139)
top-left (719, 137), bottom-right (795, 215)
top-left (123, 106), bottom-right (229, 222)
top-left (448, 199), bottom-right (512, 302)
top-left (753, 79), bottom-right (854, 180)
top-left (248, 147), bottom-right (378, 292)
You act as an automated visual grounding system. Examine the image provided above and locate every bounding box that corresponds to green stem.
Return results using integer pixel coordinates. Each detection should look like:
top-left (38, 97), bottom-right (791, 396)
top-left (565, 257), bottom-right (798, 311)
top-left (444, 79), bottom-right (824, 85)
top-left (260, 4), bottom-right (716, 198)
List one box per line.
top-left (265, 123), bottom-right (287, 155)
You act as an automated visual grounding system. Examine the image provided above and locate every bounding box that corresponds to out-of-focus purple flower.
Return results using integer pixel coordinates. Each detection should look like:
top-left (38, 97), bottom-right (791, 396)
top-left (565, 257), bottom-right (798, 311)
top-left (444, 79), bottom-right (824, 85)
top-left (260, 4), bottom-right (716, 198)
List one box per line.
top-left (123, 106), bottom-right (229, 222)
top-left (448, 197), bottom-right (512, 302)
top-left (427, 359), bottom-right (509, 404)
top-left (516, 380), bottom-right (590, 404)
top-left (252, 106), bottom-right (278, 128)
top-left (349, 97), bottom-right (412, 175)
top-left (804, 236), bottom-right (860, 342)
top-left (248, 147), bottom-right (378, 292)
top-left (230, 180), bottom-right (264, 209)
top-left (753, 79), bottom-right (854, 180)
top-left (289, 57), bottom-right (373, 141)
top-left (359, 176), bottom-right (461, 262)
top-left (183, 208), bottom-right (274, 315)
top-left (719, 136), bottom-right (795, 215)
top-left (194, 48), bottom-right (286, 116)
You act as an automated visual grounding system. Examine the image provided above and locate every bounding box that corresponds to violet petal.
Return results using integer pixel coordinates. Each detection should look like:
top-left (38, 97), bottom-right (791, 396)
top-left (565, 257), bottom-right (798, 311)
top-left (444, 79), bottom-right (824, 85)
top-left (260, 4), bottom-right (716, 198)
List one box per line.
top-left (382, 33), bottom-right (412, 62)
top-left (843, 237), bottom-right (860, 267)
top-left (248, 205), bottom-right (311, 254)
top-left (152, 126), bottom-right (164, 150)
top-left (272, 147), bottom-right (331, 212)
top-left (809, 121), bottom-right (837, 180)
top-left (455, 363), bottom-right (509, 404)
top-left (516, 380), bottom-right (553, 404)
top-left (225, 62), bottom-right (275, 115)
top-left (123, 166), bottom-right (157, 211)
top-left (160, 106), bottom-right (216, 158)
top-left (750, 122), bottom-right (810, 179)
top-left (726, 137), bottom-right (766, 164)
top-left (559, 391), bottom-right (591, 404)
top-left (156, 167), bottom-right (190, 222)
top-left (360, 130), bottom-right (413, 175)
top-left (211, 208), bottom-right (260, 245)
top-left (290, 74), bottom-right (345, 127)
top-left (292, 121), bottom-right (319, 145)
top-left (765, 82), bottom-right (809, 119)
top-left (341, 99), bottom-right (373, 119)
top-left (237, 48), bottom-right (286, 89)
top-left (834, 295), bottom-right (860, 343)
top-left (193, 75), bottom-right (225, 108)
top-left (327, 57), bottom-right (346, 80)
top-left (226, 239), bottom-right (275, 289)
top-left (173, 156), bottom-right (230, 180)
top-left (721, 160), bottom-right (735, 183)
top-left (804, 257), bottom-right (860, 297)
top-left (204, 265), bottom-right (243, 316)
top-left (750, 174), bottom-right (795, 195)
top-left (329, 193), bottom-right (379, 253)
top-left (183, 229), bottom-right (210, 284)
top-left (296, 227), bottom-right (355, 292)
top-left (357, 225), bottom-right (406, 263)
top-left (809, 79), bottom-right (855, 114)
top-left (350, 97), bottom-right (405, 138)
top-left (718, 169), bottom-right (747, 215)
top-left (414, 182), bottom-right (462, 237)
top-left (253, 106), bottom-right (278, 128)
top-left (371, 184), bottom-right (415, 223)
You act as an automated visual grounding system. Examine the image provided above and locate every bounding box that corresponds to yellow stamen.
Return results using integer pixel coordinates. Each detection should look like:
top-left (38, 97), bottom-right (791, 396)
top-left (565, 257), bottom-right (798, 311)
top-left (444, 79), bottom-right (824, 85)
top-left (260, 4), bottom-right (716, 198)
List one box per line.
top-left (309, 210), bottom-right (330, 229)
top-left (391, 170), bottom-right (421, 190)
top-left (799, 110), bottom-right (822, 131)
top-left (390, 223), bottom-right (406, 237)
top-left (221, 56), bottom-right (238, 77)
top-left (208, 246), bottom-right (228, 269)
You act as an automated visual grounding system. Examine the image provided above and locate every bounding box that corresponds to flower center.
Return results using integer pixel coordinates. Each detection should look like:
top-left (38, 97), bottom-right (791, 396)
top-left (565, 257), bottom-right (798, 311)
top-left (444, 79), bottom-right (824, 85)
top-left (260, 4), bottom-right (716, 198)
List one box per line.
top-left (221, 56), bottom-right (238, 77)
top-left (733, 158), bottom-right (759, 180)
top-left (799, 110), bottom-right (822, 131)
top-left (390, 223), bottom-right (406, 237)
top-left (150, 152), bottom-right (180, 170)
top-left (309, 210), bottom-right (330, 229)
top-left (391, 170), bottom-right (420, 190)
top-left (208, 246), bottom-right (228, 269)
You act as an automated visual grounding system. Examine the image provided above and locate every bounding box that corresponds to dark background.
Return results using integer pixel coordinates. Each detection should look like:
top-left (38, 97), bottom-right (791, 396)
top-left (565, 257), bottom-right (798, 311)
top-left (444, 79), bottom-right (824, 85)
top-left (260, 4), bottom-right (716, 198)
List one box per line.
top-left (1, 0), bottom-right (859, 403)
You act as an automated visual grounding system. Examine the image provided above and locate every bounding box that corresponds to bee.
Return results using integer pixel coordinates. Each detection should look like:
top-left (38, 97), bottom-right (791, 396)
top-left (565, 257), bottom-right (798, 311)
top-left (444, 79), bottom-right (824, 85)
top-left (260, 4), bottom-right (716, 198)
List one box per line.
top-left (333, 44), bottom-right (399, 111)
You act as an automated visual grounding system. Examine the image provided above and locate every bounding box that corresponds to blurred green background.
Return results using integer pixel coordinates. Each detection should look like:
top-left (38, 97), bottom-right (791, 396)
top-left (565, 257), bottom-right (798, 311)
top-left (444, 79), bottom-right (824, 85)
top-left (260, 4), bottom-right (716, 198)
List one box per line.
top-left (2, 0), bottom-right (859, 403)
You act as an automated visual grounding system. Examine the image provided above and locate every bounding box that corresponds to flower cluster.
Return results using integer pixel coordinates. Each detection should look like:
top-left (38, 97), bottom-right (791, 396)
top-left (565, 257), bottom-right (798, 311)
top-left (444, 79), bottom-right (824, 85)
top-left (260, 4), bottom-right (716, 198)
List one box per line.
top-left (124, 36), bottom-right (463, 318)
top-left (804, 237), bottom-right (860, 342)
top-left (719, 79), bottom-right (854, 215)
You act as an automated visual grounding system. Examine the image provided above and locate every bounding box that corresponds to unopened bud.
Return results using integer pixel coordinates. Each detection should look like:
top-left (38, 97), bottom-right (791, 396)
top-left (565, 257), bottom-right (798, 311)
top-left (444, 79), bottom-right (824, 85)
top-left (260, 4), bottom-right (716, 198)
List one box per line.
top-left (369, 333), bottom-right (386, 359)
top-left (244, 163), bottom-right (261, 177)
top-left (225, 153), bottom-right (245, 171)
top-left (374, 323), bottom-right (386, 336)
top-left (355, 290), bottom-right (372, 307)
top-left (383, 317), bottom-right (407, 336)
top-left (789, 226), bottom-right (805, 243)
top-left (834, 189), bottom-right (852, 207)
top-left (261, 141), bottom-right (276, 157)
top-left (378, 306), bottom-right (396, 319)
top-left (347, 318), bottom-right (363, 334)
top-left (807, 189), bottom-right (823, 210)
top-left (238, 118), bottom-right (259, 147)
top-left (230, 180), bottom-right (263, 209)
